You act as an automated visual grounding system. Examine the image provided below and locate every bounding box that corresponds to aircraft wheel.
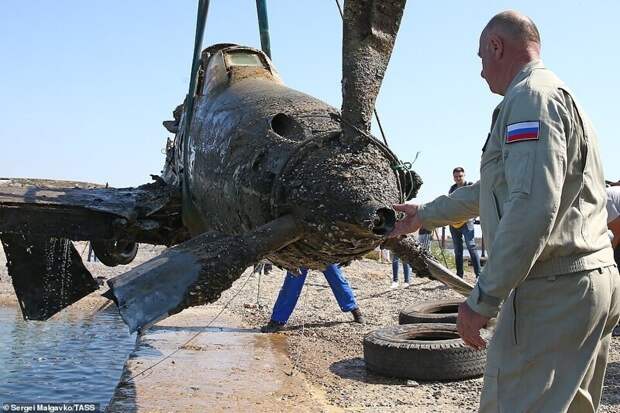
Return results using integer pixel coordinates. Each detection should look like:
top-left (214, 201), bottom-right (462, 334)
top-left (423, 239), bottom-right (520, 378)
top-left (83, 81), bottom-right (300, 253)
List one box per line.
top-left (91, 240), bottom-right (139, 267)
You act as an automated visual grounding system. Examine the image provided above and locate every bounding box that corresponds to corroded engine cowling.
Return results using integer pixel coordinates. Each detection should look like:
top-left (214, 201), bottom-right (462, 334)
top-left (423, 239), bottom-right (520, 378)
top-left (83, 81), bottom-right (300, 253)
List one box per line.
top-left (178, 45), bottom-right (408, 271)
top-left (269, 133), bottom-right (400, 269)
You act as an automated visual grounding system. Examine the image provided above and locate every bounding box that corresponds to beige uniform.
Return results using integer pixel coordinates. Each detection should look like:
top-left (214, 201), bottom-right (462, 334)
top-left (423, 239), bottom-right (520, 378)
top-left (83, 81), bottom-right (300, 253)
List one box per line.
top-left (418, 61), bottom-right (620, 412)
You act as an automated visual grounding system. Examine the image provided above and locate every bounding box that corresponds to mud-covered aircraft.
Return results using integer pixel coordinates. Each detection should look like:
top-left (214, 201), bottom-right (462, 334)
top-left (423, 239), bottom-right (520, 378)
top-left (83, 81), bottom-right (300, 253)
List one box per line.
top-left (0, 0), bottom-right (470, 332)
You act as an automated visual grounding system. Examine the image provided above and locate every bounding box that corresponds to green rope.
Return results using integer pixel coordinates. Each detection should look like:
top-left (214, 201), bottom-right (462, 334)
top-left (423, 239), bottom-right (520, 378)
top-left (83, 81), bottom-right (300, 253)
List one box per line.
top-left (391, 162), bottom-right (412, 171)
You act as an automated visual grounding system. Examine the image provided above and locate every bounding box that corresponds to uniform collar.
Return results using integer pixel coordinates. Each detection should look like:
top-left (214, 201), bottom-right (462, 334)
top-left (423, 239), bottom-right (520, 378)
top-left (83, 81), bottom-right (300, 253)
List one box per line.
top-left (482, 102), bottom-right (504, 153)
top-left (482, 60), bottom-right (544, 153)
top-left (505, 59), bottom-right (545, 95)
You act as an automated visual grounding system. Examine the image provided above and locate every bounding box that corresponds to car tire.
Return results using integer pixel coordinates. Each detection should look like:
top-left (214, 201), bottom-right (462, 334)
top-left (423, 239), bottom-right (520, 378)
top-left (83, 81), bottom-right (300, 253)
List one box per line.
top-left (399, 298), bottom-right (463, 325)
top-left (363, 323), bottom-right (488, 381)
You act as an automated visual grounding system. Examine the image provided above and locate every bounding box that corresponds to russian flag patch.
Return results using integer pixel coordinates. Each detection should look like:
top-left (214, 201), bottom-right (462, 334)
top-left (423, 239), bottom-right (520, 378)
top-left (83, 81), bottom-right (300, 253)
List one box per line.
top-left (505, 121), bottom-right (540, 144)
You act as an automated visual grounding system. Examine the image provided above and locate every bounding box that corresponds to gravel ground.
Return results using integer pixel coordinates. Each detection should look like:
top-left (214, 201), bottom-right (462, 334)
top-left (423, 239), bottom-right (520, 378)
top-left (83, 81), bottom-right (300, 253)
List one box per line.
top-left (1, 244), bottom-right (619, 412)
top-left (219, 258), bottom-right (620, 412)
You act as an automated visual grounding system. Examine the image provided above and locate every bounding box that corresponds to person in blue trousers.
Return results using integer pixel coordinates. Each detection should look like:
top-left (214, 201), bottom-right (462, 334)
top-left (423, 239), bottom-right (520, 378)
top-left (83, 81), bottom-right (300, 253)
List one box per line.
top-left (448, 167), bottom-right (482, 278)
top-left (261, 264), bottom-right (364, 333)
top-left (391, 254), bottom-right (411, 288)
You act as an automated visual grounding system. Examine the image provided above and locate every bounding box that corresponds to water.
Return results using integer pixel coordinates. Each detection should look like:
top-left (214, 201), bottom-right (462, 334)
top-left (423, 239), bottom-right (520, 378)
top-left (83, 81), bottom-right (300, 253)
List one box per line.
top-left (0, 305), bottom-right (136, 410)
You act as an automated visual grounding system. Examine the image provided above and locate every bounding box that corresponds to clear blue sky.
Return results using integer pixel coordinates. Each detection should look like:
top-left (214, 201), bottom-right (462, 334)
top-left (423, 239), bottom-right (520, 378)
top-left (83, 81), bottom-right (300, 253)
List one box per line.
top-left (1, 1), bottom-right (618, 204)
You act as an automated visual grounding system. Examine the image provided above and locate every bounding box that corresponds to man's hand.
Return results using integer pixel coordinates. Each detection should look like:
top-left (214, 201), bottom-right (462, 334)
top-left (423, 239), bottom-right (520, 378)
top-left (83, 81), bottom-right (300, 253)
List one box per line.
top-left (389, 203), bottom-right (422, 237)
top-left (457, 301), bottom-right (490, 350)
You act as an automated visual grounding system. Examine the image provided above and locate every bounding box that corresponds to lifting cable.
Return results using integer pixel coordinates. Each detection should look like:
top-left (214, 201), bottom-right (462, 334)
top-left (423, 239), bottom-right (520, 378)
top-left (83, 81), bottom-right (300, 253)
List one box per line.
top-left (123, 270), bottom-right (256, 383)
top-left (122, 0), bottom-right (223, 384)
top-left (124, 0), bottom-right (282, 382)
top-left (181, 0), bottom-right (210, 190)
top-left (256, 0), bottom-right (272, 58)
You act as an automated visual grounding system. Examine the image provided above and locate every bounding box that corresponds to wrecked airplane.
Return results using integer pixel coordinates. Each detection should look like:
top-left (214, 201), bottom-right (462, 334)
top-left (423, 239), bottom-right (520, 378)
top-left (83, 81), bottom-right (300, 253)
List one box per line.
top-left (0, 0), bottom-right (470, 333)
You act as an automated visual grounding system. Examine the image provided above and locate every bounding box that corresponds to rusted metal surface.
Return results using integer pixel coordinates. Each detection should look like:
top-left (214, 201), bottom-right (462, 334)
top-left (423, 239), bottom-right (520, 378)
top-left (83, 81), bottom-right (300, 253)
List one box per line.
top-left (425, 258), bottom-right (474, 297)
top-left (1, 1), bottom-right (417, 326)
top-left (271, 132), bottom-right (400, 269)
top-left (106, 0), bottom-right (414, 328)
top-left (161, 44), bottom-right (404, 271)
top-left (341, 0), bottom-right (407, 136)
top-left (0, 179), bottom-right (189, 321)
top-left (0, 234), bottom-right (99, 320)
top-left (384, 236), bottom-right (474, 296)
top-left (107, 215), bottom-right (301, 332)
top-left (0, 178), bottom-right (137, 219)
top-left (0, 179), bottom-right (188, 245)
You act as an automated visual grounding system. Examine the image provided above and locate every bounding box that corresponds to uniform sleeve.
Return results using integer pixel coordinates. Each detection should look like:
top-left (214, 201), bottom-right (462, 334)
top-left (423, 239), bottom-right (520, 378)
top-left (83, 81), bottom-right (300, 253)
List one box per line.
top-left (417, 182), bottom-right (480, 229)
top-left (466, 89), bottom-right (570, 317)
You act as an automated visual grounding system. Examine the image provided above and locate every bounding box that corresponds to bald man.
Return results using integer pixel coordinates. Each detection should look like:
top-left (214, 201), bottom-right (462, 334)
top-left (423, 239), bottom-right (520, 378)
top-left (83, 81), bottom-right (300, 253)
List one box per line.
top-left (391, 11), bottom-right (619, 412)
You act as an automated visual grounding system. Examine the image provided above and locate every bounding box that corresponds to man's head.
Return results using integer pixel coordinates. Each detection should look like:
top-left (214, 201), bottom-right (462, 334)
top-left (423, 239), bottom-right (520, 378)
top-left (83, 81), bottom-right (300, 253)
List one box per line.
top-left (478, 10), bottom-right (541, 95)
top-left (453, 167), bottom-right (465, 186)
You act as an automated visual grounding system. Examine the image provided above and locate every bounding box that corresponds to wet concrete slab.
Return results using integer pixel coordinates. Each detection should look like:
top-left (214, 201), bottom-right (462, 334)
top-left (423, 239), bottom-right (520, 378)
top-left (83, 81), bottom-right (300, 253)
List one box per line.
top-left (107, 306), bottom-right (333, 412)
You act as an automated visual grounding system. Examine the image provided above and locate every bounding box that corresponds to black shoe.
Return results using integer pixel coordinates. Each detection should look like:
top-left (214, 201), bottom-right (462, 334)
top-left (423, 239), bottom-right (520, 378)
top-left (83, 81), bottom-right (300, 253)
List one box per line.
top-left (261, 320), bottom-right (285, 333)
top-left (351, 308), bottom-right (365, 324)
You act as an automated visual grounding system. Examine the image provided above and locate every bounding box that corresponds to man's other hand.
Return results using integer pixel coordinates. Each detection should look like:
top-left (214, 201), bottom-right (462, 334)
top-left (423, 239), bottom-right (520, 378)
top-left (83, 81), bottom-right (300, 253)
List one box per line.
top-left (457, 301), bottom-right (490, 350)
top-left (389, 203), bottom-right (422, 237)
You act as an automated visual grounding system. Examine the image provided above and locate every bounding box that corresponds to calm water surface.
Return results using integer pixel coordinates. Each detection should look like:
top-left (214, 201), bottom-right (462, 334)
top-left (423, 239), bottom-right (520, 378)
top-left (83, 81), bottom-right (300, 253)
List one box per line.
top-left (0, 305), bottom-right (136, 409)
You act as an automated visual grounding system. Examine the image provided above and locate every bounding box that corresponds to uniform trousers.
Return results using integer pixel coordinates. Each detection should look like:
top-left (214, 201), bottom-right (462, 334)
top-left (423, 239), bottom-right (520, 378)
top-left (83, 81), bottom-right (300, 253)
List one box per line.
top-left (479, 265), bottom-right (620, 412)
top-left (270, 264), bottom-right (357, 324)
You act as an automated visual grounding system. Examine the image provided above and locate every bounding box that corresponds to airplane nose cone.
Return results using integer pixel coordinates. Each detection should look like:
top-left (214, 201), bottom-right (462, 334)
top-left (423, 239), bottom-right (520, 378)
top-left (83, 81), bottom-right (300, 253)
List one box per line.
top-left (351, 204), bottom-right (397, 236)
top-left (271, 132), bottom-right (405, 269)
top-left (372, 207), bottom-right (396, 236)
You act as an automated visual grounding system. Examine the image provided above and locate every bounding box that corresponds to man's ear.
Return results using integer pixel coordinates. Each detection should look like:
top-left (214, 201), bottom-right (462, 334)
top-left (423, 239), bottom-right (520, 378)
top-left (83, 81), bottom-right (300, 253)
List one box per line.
top-left (488, 34), bottom-right (504, 59)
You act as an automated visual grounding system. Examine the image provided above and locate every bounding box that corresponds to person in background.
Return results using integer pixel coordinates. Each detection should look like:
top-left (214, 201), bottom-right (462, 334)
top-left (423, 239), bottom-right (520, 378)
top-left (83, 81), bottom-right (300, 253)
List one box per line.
top-left (418, 227), bottom-right (433, 252)
top-left (606, 184), bottom-right (620, 266)
top-left (448, 167), bottom-right (482, 278)
top-left (391, 252), bottom-right (411, 288)
top-left (261, 264), bottom-right (364, 333)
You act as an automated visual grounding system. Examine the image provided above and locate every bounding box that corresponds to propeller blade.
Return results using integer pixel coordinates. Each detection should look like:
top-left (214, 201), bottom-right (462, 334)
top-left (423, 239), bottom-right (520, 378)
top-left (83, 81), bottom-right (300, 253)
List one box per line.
top-left (383, 236), bottom-right (474, 297)
top-left (105, 215), bottom-right (301, 332)
top-left (341, 0), bottom-right (407, 137)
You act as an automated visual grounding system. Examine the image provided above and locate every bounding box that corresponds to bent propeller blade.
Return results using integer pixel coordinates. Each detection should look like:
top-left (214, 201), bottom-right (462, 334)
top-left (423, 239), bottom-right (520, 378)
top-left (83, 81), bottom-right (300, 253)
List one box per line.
top-left (383, 236), bottom-right (474, 297)
top-left (105, 215), bottom-right (301, 332)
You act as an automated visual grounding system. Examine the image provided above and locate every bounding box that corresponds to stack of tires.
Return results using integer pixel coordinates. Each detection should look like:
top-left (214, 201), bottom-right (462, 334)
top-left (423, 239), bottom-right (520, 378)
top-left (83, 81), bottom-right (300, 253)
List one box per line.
top-left (363, 299), bottom-right (490, 381)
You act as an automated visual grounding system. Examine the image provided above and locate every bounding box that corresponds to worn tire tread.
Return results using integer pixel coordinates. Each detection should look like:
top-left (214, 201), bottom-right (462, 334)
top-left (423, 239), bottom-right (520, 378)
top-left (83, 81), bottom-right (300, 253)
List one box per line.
top-left (398, 298), bottom-right (463, 325)
top-left (363, 323), bottom-right (486, 381)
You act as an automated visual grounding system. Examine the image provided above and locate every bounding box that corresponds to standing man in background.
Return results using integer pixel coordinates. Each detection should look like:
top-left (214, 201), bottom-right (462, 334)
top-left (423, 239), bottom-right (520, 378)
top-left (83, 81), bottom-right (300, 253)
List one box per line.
top-left (391, 10), bottom-right (619, 412)
top-left (449, 167), bottom-right (482, 278)
top-left (607, 184), bottom-right (620, 266)
top-left (261, 264), bottom-right (364, 333)
top-left (391, 253), bottom-right (411, 288)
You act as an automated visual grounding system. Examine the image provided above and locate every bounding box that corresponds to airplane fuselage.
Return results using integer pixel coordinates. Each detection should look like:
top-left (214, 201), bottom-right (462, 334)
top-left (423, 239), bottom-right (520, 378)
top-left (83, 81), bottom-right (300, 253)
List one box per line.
top-left (166, 44), bottom-right (404, 270)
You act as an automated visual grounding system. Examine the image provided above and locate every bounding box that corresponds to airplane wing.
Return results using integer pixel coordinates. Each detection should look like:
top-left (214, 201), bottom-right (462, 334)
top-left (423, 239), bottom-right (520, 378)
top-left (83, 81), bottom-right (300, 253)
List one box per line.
top-left (0, 177), bottom-right (189, 321)
top-left (0, 178), bottom-right (186, 243)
